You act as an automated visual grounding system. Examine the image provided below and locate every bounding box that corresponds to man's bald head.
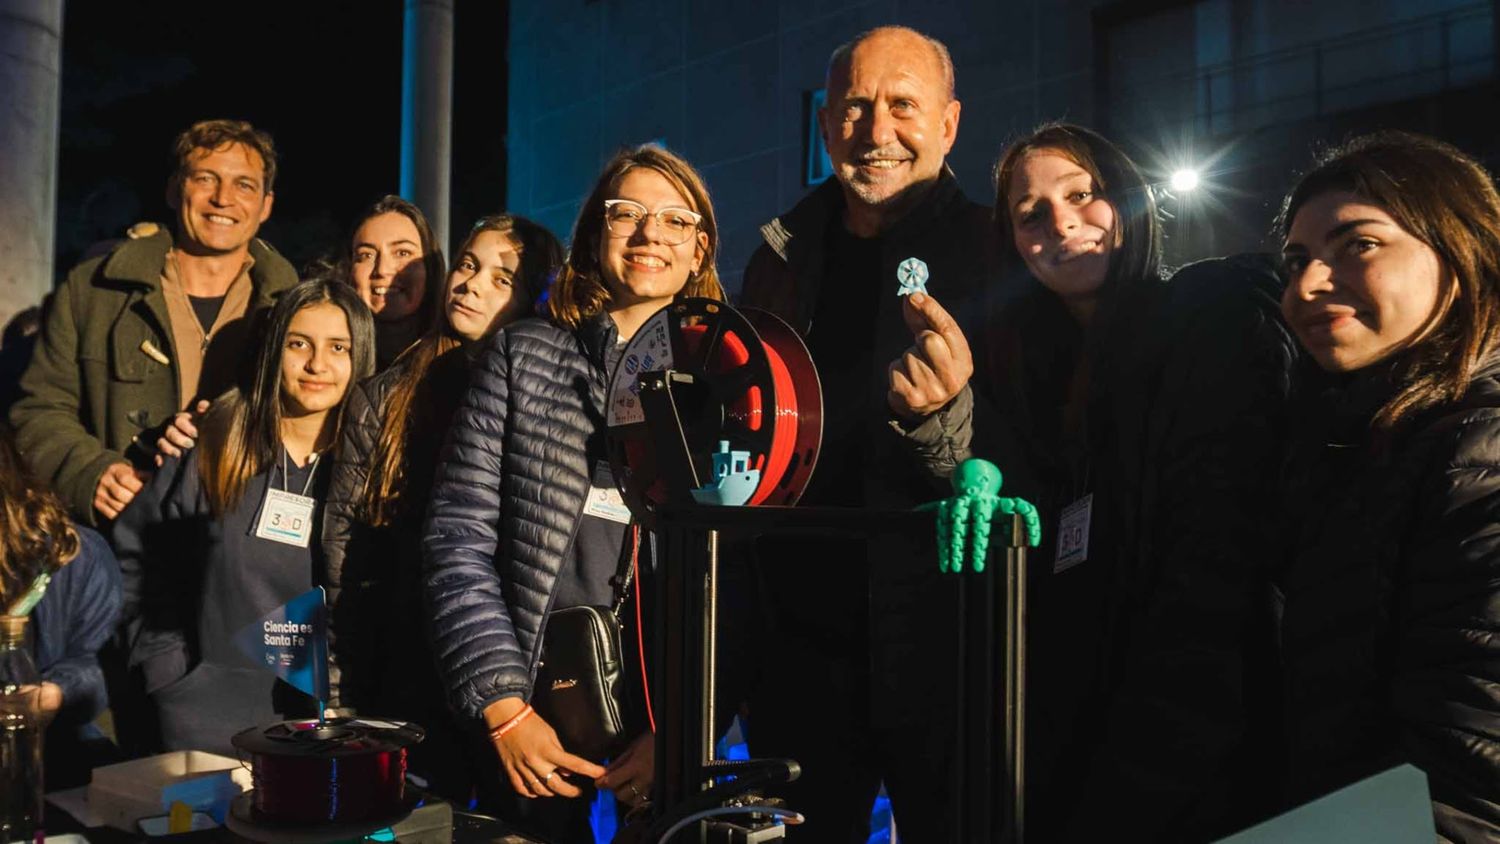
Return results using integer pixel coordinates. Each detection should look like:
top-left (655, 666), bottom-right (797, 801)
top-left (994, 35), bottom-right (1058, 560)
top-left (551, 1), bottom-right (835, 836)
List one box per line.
top-left (818, 25), bottom-right (963, 234)
top-left (827, 26), bottom-right (955, 102)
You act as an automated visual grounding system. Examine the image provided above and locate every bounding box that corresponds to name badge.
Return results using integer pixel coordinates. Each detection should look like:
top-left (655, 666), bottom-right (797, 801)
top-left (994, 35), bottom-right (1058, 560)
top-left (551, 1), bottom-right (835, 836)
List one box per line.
top-left (255, 489), bottom-right (316, 547)
top-left (1054, 493), bottom-right (1093, 573)
top-left (583, 460), bottom-right (632, 525)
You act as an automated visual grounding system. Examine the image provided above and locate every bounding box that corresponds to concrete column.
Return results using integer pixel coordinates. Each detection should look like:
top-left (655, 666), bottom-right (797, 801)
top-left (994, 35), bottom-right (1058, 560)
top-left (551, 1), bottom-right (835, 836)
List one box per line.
top-left (0, 0), bottom-right (64, 331)
top-left (400, 0), bottom-right (454, 253)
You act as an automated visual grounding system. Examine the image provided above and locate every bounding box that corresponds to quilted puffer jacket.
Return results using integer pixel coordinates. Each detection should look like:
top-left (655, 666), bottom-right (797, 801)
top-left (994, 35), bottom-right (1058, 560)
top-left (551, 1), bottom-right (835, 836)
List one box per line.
top-left (422, 314), bottom-right (617, 720)
top-left (323, 347), bottom-right (469, 710)
top-left (1278, 353), bottom-right (1500, 841)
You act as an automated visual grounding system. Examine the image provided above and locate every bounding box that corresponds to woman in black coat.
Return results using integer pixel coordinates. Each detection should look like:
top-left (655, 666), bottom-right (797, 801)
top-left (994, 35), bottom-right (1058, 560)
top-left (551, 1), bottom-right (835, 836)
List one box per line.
top-left (322, 213), bottom-right (562, 802)
top-left (422, 145), bottom-right (726, 840)
top-left (1275, 132), bottom-right (1500, 840)
top-left (890, 123), bottom-right (1298, 840)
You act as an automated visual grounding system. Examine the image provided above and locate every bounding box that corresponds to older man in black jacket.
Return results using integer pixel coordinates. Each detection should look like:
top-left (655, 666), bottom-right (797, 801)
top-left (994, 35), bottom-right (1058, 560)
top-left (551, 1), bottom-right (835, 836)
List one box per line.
top-left (737, 26), bottom-right (997, 841)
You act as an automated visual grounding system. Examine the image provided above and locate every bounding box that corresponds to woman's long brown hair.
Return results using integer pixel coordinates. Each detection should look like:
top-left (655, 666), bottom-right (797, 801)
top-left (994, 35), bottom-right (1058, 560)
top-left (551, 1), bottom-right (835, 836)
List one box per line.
top-left (0, 424), bottom-right (78, 608)
top-left (1279, 131), bottom-right (1500, 432)
top-left (359, 215), bottom-right (563, 527)
top-left (548, 144), bottom-right (725, 330)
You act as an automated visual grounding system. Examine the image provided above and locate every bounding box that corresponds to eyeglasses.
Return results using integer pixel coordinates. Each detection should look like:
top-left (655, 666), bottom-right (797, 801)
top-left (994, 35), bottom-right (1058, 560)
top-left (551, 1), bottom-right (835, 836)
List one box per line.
top-left (603, 199), bottom-right (703, 246)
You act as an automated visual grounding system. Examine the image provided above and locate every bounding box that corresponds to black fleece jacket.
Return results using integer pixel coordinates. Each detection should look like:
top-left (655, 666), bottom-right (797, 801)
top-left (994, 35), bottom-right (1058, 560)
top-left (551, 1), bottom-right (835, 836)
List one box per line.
top-left (914, 254), bottom-right (1300, 840)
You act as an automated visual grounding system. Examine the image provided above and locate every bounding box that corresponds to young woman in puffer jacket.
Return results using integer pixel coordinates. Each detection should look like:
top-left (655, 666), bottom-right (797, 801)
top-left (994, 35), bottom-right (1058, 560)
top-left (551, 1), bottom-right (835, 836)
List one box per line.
top-left (1275, 132), bottom-right (1500, 841)
top-left (113, 277), bottom-right (373, 755)
top-left (422, 145), bottom-right (725, 840)
top-left (321, 213), bottom-right (562, 804)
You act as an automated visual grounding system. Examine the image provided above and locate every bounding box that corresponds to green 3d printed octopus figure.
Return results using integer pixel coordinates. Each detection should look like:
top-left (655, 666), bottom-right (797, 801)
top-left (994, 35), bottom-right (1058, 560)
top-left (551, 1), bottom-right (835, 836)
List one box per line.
top-left (918, 458), bottom-right (1041, 573)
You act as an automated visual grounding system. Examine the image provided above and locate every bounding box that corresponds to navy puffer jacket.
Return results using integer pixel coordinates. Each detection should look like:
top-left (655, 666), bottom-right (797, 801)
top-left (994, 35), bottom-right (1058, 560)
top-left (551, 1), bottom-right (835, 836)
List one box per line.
top-left (423, 314), bottom-right (617, 721)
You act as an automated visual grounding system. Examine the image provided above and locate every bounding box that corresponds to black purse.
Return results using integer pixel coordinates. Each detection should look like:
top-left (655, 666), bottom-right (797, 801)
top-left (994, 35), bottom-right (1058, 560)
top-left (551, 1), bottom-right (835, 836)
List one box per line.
top-left (531, 525), bottom-right (639, 760)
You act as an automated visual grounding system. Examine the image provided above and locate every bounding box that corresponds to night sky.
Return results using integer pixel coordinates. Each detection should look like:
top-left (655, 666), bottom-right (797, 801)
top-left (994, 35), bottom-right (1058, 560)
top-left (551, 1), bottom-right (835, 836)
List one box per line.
top-left (55, 0), bottom-right (506, 275)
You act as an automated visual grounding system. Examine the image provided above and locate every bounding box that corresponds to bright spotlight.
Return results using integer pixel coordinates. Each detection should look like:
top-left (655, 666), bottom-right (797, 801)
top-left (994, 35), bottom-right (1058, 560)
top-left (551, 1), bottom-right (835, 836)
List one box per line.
top-left (1170, 168), bottom-right (1201, 192)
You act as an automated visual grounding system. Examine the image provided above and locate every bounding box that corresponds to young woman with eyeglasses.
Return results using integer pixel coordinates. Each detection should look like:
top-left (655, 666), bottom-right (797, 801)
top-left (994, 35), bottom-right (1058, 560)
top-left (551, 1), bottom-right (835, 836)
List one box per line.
top-left (422, 145), bottom-right (724, 838)
top-left (321, 213), bottom-right (563, 803)
top-left (112, 277), bottom-right (374, 755)
top-left (1274, 132), bottom-right (1500, 839)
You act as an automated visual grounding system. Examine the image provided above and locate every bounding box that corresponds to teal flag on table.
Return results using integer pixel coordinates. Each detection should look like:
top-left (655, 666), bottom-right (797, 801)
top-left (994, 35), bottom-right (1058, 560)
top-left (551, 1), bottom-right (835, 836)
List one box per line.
top-left (233, 586), bottom-right (329, 702)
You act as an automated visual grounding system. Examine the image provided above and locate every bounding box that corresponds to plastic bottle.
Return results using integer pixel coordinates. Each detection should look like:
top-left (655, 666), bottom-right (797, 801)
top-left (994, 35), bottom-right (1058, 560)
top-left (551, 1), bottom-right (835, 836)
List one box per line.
top-left (0, 615), bottom-right (42, 844)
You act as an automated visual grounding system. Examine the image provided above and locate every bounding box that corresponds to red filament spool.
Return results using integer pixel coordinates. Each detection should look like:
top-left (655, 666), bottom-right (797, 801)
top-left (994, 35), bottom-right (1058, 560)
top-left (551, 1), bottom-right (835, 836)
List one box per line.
top-left (231, 718), bottom-right (423, 826)
top-left (607, 299), bottom-right (821, 518)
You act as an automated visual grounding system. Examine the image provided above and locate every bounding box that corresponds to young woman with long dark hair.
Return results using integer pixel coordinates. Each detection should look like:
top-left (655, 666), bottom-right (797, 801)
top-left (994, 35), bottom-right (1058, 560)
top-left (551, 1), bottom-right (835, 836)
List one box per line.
top-left (113, 277), bottom-right (373, 754)
top-left (348, 195), bottom-right (446, 369)
top-left (891, 123), bottom-right (1298, 840)
top-left (1275, 132), bottom-right (1500, 839)
top-left (322, 213), bottom-right (563, 801)
top-left (422, 145), bottom-right (724, 839)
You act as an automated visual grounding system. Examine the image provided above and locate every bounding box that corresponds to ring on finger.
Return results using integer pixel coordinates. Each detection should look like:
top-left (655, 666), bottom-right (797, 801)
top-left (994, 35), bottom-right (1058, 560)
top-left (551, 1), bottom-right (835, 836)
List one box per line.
top-left (542, 769), bottom-right (557, 785)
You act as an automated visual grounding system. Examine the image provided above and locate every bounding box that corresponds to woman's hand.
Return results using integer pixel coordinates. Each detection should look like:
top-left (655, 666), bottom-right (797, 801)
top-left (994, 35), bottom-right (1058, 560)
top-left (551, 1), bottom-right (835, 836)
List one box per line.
top-left (596, 731), bottom-right (654, 808)
top-left (155, 400), bottom-right (210, 464)
top-left (484, 698), bottom-right (606, 799)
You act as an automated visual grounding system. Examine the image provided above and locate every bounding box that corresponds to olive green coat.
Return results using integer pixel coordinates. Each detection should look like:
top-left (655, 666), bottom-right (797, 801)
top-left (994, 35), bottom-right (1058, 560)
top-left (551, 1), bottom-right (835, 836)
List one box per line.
top-left (9, 230), bottom-right (298, 525)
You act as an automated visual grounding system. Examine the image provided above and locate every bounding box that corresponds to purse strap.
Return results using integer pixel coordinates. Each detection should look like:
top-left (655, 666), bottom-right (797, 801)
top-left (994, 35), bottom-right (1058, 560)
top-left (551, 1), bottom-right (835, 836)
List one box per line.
top-left (608, 522), bottom-right (641, 621)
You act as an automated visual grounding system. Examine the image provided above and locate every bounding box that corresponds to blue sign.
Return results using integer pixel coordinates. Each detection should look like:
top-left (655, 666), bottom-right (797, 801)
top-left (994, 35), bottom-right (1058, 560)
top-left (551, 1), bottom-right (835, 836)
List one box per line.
top-left (805, 88), bottom-right (834, 186)
top-left (233, 586), bottom-right (329, 703)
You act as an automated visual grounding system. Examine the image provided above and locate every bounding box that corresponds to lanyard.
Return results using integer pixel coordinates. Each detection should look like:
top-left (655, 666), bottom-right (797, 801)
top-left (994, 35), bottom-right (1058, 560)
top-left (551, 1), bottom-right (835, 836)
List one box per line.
top-left (280, 449), bottom-right (320, 497)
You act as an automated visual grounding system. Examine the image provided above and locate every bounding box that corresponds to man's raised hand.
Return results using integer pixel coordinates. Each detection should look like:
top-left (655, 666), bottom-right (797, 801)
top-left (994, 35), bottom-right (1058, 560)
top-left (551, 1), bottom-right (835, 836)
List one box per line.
top-left (887, 292), bottom-right (974, 420)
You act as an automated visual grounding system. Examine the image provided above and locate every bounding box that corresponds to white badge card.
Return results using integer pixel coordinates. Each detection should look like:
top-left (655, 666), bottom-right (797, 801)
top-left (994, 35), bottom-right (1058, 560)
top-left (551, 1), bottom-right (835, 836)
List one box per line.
top-left (583, 460), bottom-right (632, 525)
top-left (1053, 493), bottom-right (1093, 573)
top-left (255, 489), bottom-right (317, 548)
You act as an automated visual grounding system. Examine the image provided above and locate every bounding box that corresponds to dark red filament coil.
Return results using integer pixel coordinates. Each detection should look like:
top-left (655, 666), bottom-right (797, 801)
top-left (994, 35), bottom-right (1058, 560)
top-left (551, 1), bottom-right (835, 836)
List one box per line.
top-left (247, 744), bottom-right (407, 824)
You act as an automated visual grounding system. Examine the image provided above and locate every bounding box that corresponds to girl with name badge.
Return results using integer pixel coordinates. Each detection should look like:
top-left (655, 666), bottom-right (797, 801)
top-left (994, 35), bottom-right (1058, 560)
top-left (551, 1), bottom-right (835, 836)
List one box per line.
top-left (322, 214), bottom-right (562, 802)
top-left (149, 198), bottom-right (441, 461)
top-left (423, 145), bottom-right (724, 840)
top-left (1275, 133), bottom-right (1500, 839)
top-left (893, 123), bottom-right (1298, 840)
top-left (113, 277), bottom-right (373, 755)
